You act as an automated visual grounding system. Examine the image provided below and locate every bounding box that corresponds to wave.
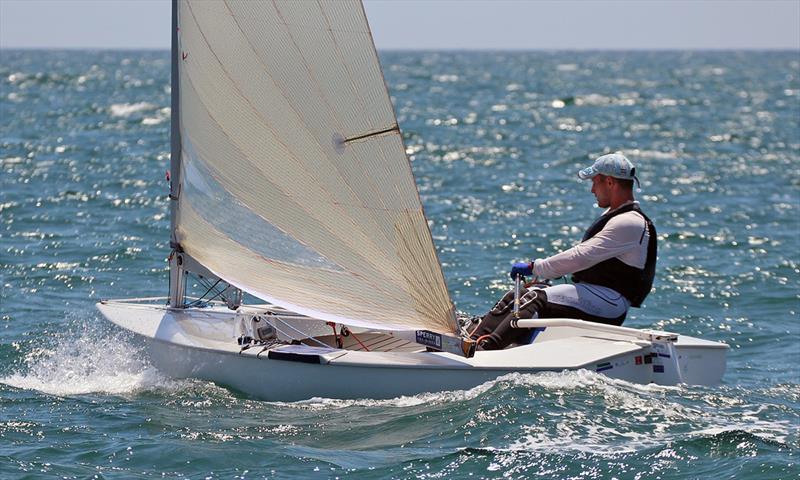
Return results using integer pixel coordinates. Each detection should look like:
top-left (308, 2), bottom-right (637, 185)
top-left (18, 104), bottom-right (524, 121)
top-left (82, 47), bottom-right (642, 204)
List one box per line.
top-left (108, 101), bottom-right (157, 118)
top-left (0, 317), bottom-right (179, 397)
top-left (269, 370), bottom-right (797, 456)
top-left (1, 314), bottom-right (794, 461)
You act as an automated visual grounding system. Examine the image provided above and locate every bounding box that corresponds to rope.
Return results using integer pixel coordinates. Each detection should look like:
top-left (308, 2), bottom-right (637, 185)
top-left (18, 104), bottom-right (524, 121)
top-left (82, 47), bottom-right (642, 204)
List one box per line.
top-left (270, 316), bottom-right (330, 349)
top-left (341, 326), bottom-right (370, 351)
top-left (468, 323), bottom-right (481, 337)
top-left (327, 322), bottom-right (343, 348)
top-left (184, 278), bottom-right (221, 307)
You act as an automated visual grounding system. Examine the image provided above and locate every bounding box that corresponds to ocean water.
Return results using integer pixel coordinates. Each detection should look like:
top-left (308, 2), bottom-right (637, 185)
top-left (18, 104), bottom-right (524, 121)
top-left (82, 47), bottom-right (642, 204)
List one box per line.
top-left (1, 50), bottom-right (798, 478)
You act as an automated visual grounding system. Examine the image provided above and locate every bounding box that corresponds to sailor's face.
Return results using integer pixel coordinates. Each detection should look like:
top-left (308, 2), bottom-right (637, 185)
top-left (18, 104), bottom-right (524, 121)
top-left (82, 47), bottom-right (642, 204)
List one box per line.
top-left (591, 175), bottom-right (611, 208)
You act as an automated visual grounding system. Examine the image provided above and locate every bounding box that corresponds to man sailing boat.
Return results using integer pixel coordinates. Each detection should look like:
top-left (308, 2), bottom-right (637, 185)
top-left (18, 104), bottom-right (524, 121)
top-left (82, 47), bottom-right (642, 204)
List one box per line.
top-left (471, 153), bottom-right (658, 350)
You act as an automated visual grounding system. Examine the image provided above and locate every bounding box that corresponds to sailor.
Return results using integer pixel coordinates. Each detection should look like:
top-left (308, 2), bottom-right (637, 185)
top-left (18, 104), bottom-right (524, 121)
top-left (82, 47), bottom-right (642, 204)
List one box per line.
top-left (472, 152), bottom-right (658, 350)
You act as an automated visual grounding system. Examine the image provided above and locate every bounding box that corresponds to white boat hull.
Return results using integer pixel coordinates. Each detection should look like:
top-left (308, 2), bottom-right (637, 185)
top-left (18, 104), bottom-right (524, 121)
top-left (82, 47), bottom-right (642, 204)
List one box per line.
top-left (97, 300), bottom-right (727, 401)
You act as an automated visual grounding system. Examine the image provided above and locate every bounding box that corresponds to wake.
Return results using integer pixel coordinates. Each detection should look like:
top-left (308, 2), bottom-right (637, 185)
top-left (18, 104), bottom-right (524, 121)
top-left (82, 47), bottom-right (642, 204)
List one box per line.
top-left (1, 316), bottom-right (177, 397)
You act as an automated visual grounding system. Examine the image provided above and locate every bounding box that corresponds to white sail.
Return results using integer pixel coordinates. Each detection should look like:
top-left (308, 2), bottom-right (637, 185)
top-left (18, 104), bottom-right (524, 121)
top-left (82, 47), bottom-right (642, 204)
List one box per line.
top-left (173, 0), bottom-right (455, 332)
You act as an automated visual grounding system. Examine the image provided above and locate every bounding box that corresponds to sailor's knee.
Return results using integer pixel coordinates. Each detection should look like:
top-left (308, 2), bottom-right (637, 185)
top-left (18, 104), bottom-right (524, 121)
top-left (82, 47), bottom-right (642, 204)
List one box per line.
top-left (517, 288), bottom-right (548, 318)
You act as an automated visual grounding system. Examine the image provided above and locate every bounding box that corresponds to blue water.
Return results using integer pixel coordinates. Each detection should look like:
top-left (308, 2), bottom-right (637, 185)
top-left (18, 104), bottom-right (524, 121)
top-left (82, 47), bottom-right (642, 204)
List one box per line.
top-left (1, 50), bottom-right (798, 478)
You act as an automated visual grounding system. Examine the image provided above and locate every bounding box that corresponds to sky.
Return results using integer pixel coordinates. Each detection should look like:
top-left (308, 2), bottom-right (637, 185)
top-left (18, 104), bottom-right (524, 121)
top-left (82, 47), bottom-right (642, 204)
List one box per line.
top-left (0, 0), bottom-right (798, 51)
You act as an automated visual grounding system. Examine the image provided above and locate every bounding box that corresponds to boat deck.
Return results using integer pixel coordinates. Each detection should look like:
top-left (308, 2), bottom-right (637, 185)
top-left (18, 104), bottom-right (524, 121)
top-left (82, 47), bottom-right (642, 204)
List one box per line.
top-left (303, 333), bottom-right (424, 353)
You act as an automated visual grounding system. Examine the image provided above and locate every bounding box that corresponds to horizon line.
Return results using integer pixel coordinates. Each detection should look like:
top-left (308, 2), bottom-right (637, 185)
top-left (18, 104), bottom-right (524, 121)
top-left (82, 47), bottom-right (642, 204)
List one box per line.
top-left (2, 46), bottom-right (799, 53)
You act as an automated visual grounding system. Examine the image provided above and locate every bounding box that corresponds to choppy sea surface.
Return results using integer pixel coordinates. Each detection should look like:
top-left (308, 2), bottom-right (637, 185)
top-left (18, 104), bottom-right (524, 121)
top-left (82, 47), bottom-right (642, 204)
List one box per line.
top-left (1, 50), bottom-right (798, 479)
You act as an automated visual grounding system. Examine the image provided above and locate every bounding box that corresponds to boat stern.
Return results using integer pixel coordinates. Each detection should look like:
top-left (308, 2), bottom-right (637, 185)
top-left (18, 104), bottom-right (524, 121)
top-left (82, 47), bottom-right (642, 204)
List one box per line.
top-left (670, 335), bottom-right (728, 386)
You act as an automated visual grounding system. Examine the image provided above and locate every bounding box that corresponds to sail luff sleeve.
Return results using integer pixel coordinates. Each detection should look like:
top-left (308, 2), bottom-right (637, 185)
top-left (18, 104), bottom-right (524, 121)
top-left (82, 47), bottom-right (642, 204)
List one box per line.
top-left (168, 0), bottom-right (185, 307)
top-left (170, 0), bottom-right (182, 241)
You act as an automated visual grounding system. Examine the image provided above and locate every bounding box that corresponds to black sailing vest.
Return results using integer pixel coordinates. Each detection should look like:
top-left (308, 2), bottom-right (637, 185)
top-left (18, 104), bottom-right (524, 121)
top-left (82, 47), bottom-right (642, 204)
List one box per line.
top-left (571, 203), bottom-right (657, 307)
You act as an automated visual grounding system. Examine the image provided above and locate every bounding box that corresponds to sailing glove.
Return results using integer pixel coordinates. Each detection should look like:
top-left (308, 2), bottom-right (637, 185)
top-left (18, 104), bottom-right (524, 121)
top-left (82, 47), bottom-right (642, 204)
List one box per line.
top-left (510, 261), bottom-right (533, 279)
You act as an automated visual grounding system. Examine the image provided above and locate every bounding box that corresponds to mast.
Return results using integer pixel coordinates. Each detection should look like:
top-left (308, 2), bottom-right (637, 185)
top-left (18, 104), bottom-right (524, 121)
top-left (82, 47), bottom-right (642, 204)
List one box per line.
top-left (168, 0), bottom-right (186, 307)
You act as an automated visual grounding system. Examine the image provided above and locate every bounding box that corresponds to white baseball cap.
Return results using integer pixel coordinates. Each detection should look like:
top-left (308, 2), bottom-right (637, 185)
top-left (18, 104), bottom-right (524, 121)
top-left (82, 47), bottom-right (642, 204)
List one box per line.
top-left (578, 153), bottom-right (640, 187)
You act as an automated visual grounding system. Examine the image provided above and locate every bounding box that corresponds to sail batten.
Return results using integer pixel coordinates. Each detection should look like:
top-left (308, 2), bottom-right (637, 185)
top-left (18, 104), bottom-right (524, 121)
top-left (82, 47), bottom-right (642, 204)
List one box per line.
top-left (174, 0), bottom-right (455, 332)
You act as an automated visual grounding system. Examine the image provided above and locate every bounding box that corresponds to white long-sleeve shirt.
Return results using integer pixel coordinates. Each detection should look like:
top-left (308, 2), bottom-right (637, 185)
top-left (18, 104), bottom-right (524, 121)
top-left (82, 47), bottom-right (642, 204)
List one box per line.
top-left (533, 201), bottom-right (650, 280)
